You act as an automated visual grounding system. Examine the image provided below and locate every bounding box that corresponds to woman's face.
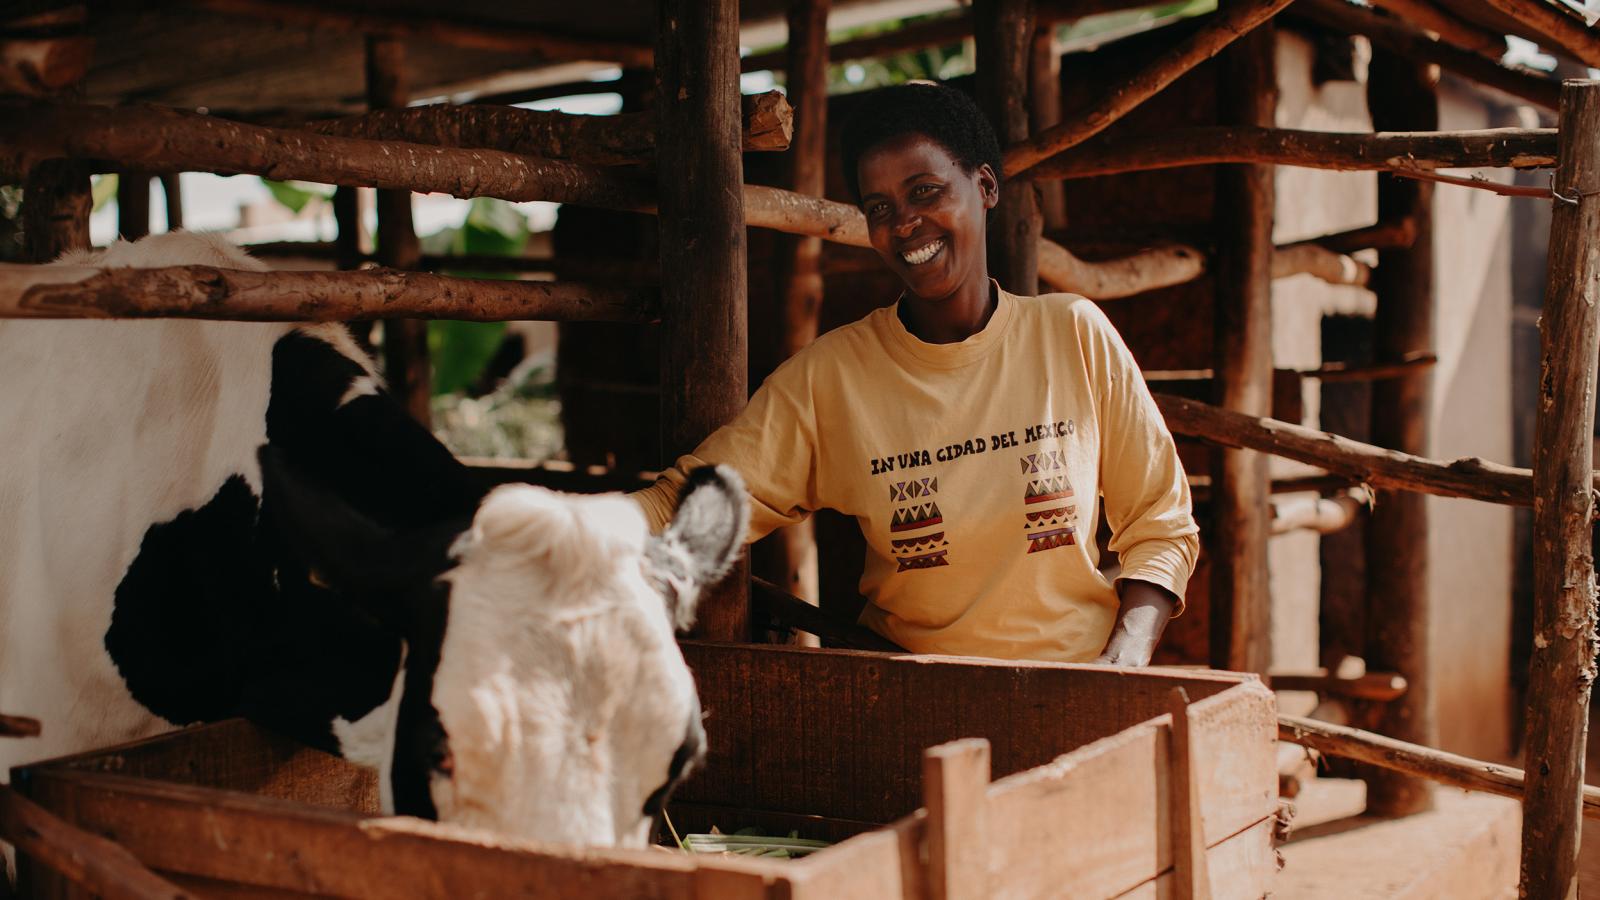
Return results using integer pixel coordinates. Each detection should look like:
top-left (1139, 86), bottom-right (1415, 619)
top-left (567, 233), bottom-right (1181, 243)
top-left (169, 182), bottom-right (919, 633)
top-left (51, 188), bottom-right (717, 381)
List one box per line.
top-left (857, 134), bottom-right (998, 302)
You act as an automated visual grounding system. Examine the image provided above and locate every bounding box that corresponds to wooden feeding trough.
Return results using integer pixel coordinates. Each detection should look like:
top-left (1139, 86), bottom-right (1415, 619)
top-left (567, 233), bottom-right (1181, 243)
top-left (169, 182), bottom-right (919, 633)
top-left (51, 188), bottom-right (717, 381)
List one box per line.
top-left (9, 644), bottom-right (1276, 899)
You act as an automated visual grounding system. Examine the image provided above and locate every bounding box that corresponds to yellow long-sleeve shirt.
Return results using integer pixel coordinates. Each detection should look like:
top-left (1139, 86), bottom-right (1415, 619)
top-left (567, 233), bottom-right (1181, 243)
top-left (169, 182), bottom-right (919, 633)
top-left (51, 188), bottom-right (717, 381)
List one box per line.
top-left (633, 287), bottom-right (1199, 662)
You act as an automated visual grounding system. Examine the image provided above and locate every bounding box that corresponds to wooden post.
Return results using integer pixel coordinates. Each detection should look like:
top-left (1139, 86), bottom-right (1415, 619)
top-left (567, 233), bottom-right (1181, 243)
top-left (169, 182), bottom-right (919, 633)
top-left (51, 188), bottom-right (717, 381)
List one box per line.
top-left (1029, 25), bottom-right (1066, 232)
top-left (657, 0), bottom-right (749, 642)
top-left (1168, 689), bottom-right (1211, 900)
top-left (21, 160), bottom-right (90, 262)
top-left (116, 171), bottom-right (150, 241)
top-left (975, 0), bottom-right (1039, 295)
top-left (158, 173), bottom-right (182, 231)
top-left (366, 36), bottom-right (430, 426)
top-left (1520, 78), bottom-right (1600, 900)
top-left (770, 0), bottom-right (829, 625)
top-left (1357, 49), bottom-right (1436, 817)
top-left (923, 738), bottom-right (991, 900)
top-left (332, 186), bottom-right (363, 271)
top-left (1208, 2), bottom-right (1275, 675)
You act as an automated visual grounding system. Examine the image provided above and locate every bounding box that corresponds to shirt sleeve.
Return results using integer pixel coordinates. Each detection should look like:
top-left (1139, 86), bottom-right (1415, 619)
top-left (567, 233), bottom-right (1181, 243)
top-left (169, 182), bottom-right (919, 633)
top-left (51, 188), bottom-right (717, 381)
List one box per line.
top-left (1075, 301), bottom-right (1200, 613)
top-left (632, 354), bottom-right (821, 543)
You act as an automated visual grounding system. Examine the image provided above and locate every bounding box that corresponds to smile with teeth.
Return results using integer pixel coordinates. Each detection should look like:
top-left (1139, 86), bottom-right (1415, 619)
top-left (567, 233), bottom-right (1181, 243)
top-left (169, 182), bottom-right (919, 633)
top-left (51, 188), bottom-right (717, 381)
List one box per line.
top-left (901, 238), bottom-right (945, 266)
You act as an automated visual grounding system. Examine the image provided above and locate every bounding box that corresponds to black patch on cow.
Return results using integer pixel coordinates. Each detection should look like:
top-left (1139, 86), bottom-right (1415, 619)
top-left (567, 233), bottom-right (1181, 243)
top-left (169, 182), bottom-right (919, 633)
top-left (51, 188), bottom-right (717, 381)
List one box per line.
top-left (105, 475), bottom-right (402, 742)
top-left (643, 695), bottom-right (706, 819)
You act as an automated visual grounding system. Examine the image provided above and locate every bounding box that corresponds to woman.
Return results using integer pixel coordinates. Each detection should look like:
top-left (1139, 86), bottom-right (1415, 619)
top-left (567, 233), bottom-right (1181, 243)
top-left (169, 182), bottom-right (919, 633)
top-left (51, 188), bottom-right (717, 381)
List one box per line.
top-left (633, 83), bottom-right (1197, 666)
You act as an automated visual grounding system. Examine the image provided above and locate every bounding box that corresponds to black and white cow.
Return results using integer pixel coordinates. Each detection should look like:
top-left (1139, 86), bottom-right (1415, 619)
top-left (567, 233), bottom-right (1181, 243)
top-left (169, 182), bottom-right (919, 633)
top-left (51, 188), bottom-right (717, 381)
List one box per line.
top-left (0, 231), bottom-right (745, 848)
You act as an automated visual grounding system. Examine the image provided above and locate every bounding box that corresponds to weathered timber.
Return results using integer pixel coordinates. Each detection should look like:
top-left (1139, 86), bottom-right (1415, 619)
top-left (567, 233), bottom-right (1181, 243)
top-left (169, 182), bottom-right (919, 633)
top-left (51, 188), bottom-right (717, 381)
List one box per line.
top-left (1210, 6), bottom-right (1275, 676)
top-left (1270, 670), bottom-right (1407, 702)
top-left (1310, 353), bottom-right (1437, 383)
top-left (367, 35), bottom-right (430, 427)
top-left (1296, 0), bottom-right (1557, 110)
top-left (1168, 689), bottom-right (1211, 900)
top-left (1029, 126), bottom-right (1557, 180)
top-left (0, 264), bottom-right (659, 322)
top-left (0, 102), bottom-right (657, 211)
top-left (306, 91), bottom-right (794, 165)
top-left (1476, 0), bottom-right (1600, 68)
top-left (331, 187), bottom-right (362, 270)
top-left (246, 242), bottom-right (661, 283)
top-left (742, 10), bottom-right (972, 73)
top-left (1030, 28), bottom-right (1067, 232)
top-left (0, 784), bottom-right (199, 900)
top-left (1388, 167), bottom-right (1555, 198)
top-left (158, 173), bottom-right (183, 231)
top-left (1272, 242), bottom-right (1369, 286)
top-left (0, 35), bottom-right (91, 98)
top-left (116, 171), bottom-right (150, 241)
top-left (924, 740), bottom-right (991, 900)
top-left (0, 713), bottom-right (41, 737)
top-left (658, 0), bottom-right (748, 642)
top-left (185, 0), bottom-right (654, 67)
top-left (1152, 393), bottom-right (1585, 507)
top-left (1003, 0), bottom-right (1295, 176)
top-left (976, 0), bottom-right (1039, 295)
top-left (770, 0), bottom-right (830, 622)
top-left (1358, 51), bottom-right (1437, 818)
top-left (1035, 239), bottom-right (1205, 298)
top-left (1520, 78), bottom-right (1600, 900)
top-left (1368, 0), bottom-right (1509, 57)
top-left (1269, 489), bottom-right (1364, 536)
top-left (1279, 714), bottom-right (1600, 819)
top-left (1282, 218), bottom-right (1417, 255)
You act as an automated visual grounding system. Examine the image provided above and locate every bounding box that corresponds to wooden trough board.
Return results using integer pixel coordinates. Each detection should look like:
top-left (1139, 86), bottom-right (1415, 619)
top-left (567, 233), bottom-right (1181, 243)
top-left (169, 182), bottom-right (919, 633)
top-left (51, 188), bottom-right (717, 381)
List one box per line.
top-left (10, 643), bottom-right (1277, 899)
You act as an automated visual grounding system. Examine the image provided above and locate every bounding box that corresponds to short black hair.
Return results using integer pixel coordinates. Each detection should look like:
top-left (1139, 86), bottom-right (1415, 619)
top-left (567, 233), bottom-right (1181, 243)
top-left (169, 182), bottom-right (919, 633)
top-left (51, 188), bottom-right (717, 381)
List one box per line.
top-left (839, 82), bottom-right (1003, 204)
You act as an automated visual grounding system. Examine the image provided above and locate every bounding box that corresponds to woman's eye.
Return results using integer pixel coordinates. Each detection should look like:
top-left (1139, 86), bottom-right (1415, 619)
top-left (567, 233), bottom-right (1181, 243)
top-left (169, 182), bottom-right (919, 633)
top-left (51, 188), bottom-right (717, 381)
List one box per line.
top-left (867, 203), bottom-right (890, 220)
top-left (913, 184), bottom-right (939, 199)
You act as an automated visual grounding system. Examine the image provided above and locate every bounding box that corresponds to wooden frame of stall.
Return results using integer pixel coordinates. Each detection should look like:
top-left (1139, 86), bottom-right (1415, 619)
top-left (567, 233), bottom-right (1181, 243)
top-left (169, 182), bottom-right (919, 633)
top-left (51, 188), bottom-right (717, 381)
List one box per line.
top-left (1, 0), bottom-right (1598, 895)
top-left (5, 644), bottom-right (1277, 899)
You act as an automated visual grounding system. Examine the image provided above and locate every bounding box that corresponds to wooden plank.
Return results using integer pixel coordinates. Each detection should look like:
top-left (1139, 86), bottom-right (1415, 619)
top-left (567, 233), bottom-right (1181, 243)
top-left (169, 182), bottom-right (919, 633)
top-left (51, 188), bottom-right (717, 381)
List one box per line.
top-left (656, 0), bottom-right (749, 641)
top-left (787, 812), bottom-right (926, 900)
top-left (923, 740), bottom-right (991, 900)
top-left (19, 768), bottom-right (793, 898)
top-left (1029, 126), bottom-right (1557, 181)
top-left (1521, 77), bottom-right (1600, 900)
top-left (1167, 690), bottom-right (1211, 900)
top-left (1003, 0), bottom-right (1296, 175)
top-left (976, 0), bottom-right (1039, 295)
top-left (0, 785), bottom-right (198, 900)
top-left (1278, 713), bottom-right (1600, 818)
top-left (0, 263), bottom-right (659, 323)
top-left (115, 171), bottom-right (151, 242)
top-left (1357, 49), bottom-right (1437, 818)
top-left (1209, 3), bottom-right (1275, 676)
top-left (1153, 392), bottom-right (1590, 506)
top-left (1476, 0), bottom-right (1600, 67)
top-left (1110, 818), bottom-right (1276, 900)
top-left (21, 159), bottom-right (90, 263)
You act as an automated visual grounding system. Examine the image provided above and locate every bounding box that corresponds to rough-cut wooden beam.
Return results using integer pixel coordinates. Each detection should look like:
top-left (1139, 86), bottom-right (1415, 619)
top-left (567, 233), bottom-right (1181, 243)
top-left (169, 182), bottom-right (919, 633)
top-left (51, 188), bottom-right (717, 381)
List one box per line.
top-left (158, 173), bottom-right (183, 231)
top-left (1271, 670), bottom-right (1407, 701)
top-left (1280, 714), bottom-right (1600, 817)
top-left (1269, 489), bottom-right (1364, 536)
top-left (1358, 53), bottom-right (1437, 818)
top-left (1368, 0), bottom-right (1509, 57)
top-left (0, 102), bottom-right (657, 211)
top-left (0, 785), bottom-right (199, 900)
top-left (977, 0), bottom-right (1040, 295)
top-left (0, 5), bottom-right (92, 98)
top-left (1520, 78), bottom-right (1600, 900)
top-left (247, 241), bottom-right (661, 283)
top-left (1152, 392), bottom-right (1593, 507)
top-left (2, 103), bottom-right (1208, 301)
top-left (1029, 126), bottom-right (1558, 181)
top-left (924, 739), bottom-right (991, 900)
top-left (184, 0), bottom-right (654, 68)
top-left (116, 171), bottom-right (150, 241)
top-left (741, 11), bottom-right (973, 73)
top-left (658, 0), bottom-right (749, 643)
top-left (306, 92), bottom-right (794, 166)
top-left (1296, 0), bottom-right (1558, 110)
top-left (1477, 0), bottom-right (1600, 68)
top-left (0, 713), bottom-right (41, 737)
top-left (1030, 29), bottom-right (1067, 232)
top-left (0, 264), bottom-right (658, 323)
top-left (1310, 353), bottom-right (1437, 383)
top-left (1271, 242), bottom-right (1369, 286)
top-left (1281, 218), bottom-right (1417, 255)
top-left (1003, 0), bottom-right (1296, 176)
top-left (366, 35), bottom-right (430, 427)
top-left (1209, 3), bottom-right (1275, 676)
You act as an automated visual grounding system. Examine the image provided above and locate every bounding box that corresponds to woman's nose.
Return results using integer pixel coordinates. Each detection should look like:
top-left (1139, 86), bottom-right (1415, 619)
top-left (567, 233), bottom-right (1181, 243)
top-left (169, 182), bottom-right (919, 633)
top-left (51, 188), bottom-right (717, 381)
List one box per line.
top-left (892, 214), bottom-right (921, 238)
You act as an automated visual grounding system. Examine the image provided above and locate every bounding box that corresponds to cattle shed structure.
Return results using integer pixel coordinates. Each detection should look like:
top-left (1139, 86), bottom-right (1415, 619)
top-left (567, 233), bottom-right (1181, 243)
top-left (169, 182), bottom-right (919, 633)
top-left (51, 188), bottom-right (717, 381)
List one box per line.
top-left (0, 0), bottom-right (1598, 897)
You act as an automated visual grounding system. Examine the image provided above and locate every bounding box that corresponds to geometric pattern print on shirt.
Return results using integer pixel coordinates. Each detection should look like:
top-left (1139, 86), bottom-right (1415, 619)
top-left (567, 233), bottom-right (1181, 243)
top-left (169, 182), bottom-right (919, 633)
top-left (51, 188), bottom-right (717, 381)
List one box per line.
top-left (1021, 451), bottom-right (1076, 554)
top-left (889, 476), bottom-right (949, 571)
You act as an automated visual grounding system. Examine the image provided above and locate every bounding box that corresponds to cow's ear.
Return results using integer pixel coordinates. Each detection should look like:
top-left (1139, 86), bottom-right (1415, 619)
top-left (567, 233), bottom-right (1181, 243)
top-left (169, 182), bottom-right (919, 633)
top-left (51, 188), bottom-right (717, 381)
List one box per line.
top-left (258, 446), bottom-right (464, 615)
top-left (650, 465), bottom-right (749, 631)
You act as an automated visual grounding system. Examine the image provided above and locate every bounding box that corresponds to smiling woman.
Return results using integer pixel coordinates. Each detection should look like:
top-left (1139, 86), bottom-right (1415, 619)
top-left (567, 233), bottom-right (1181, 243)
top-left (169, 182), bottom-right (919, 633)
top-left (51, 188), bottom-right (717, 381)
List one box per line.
top-left (633, 82), bottom-right (1198, 668)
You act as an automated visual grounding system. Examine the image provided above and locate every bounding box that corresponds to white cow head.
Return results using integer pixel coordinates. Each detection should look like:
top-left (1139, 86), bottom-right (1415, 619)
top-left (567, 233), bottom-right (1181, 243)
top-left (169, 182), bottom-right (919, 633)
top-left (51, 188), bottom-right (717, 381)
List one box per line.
top-left (259, 449), bottom-right (746, 846)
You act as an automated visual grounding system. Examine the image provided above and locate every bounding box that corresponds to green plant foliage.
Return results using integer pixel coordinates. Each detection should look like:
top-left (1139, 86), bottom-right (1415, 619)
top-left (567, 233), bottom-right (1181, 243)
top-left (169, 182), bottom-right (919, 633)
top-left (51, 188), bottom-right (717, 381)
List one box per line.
top-left (91, 174), bottom-right (119, 213)
top-left (420, 197), bottom-right (533, 395)
top-left (262, 179), bottom-right (333, 214)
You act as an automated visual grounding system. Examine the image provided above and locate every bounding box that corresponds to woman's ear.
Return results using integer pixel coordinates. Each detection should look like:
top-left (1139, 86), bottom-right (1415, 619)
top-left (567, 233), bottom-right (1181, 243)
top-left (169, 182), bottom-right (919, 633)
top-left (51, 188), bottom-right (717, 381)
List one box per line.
top-left (976, 163), bottom-right (1000, 210)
